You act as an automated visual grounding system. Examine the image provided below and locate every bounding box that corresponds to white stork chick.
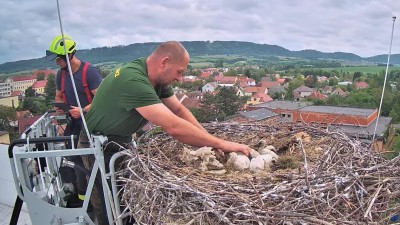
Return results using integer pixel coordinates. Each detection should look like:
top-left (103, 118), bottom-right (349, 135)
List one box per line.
top-left (227, 152), bottom-right (250, 171)
top-left (249, 154), bottom-right (276, 173)
top-left (258, 146), bottom-right (279, 158)
top-left (249, 148), bottom-right (261, 158)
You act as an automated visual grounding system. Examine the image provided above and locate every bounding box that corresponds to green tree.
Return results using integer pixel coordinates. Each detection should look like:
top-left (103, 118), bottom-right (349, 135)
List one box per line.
top-left (44, 74), bottom-right (56, 105)
top-left (96, 67), bottom-right (111, 78)
top-left (37, 73), bottom-right (45, 81)
top-left (304, 75), bottom-right (317, 88)
top-left (214, 59), bottom-right (224, 68)
top-left (0, 105), bottom-right (17, 140)
top-left (224, 69), bottom-right (237, 77)
top-left (286, 77), bottom-right (304, 99)
top-left (192, 93), bottom-right (220, 122)
top-left (23, 97), bottom-right (48, 115)
top-left (328, 77), bottom-right (338, 86)
top-left (25, 87), bottom-right (36, 97)
top-left (214, 86), bottom-right (246, 117)
top-left (244, 69), bottom-right (251, 78)
top-left (352, 72), bottom-right (363, 82)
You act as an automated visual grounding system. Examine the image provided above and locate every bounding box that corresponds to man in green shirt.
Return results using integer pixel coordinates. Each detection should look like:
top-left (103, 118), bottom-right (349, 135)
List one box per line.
top-left (82, 41), bottom-right (251, 224)
top-left (86, 41), bottom-right (250, 155)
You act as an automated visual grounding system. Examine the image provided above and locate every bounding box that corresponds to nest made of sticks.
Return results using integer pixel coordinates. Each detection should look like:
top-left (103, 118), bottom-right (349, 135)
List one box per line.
top-left (119, 122), bottom-right (400, 225)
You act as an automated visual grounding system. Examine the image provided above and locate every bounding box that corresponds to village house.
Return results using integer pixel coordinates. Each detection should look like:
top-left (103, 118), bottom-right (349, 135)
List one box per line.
top-left (0, 77), bottom-right (12, 97)
top-left (307, 91), bottom-right (327, 101)
top-left (292, 85), bottom-right (314, 101)
top-left (247, 93), bottom-right (273, 105)
top-left (202, 82), bottom-right (218, 93)
top-left (322, 86), bottom-right (333, 95)
top-left (32, 80), bottom-right (47, 95)
top-left (332, 87), bottom-right (347, 97)
top-left (355, 81), bottom-right (369, 89)
top-left (11, 75), bottom-right (37, 92)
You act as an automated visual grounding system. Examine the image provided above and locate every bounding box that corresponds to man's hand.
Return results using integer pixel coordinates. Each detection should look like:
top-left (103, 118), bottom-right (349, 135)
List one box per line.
top-left (69, 106), bottom-right (82, 119)
top-left (220, 141), bottom-right (251, 156)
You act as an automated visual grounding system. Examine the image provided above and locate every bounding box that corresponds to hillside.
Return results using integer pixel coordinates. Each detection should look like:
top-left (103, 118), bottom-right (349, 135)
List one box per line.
top-left (0, 41), bottom-right (399, 74)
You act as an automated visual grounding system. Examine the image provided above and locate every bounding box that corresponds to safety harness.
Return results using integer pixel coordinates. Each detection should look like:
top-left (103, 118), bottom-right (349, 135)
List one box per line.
top-left (60, 62), bottom-right (93, 104)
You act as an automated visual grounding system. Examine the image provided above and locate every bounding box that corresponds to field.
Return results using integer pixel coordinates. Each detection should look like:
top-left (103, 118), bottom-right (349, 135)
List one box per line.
top-left (321, 66), bottom-right (396, 74)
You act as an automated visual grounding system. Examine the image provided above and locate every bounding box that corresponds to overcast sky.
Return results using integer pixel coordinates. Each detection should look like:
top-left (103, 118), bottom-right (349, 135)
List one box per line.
top-left (1, 0), bottom-right (399, 64)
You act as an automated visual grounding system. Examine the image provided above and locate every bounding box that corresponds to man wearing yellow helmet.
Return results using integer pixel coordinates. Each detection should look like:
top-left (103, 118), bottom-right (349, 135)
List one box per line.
top-left (47, 34), bottom-right (103, 208)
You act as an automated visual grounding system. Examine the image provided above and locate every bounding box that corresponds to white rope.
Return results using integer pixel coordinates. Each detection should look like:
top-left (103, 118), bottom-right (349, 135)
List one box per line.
top-left (371, 16), bottom-right (396, 145)
top-left (55, 0), bottom-right (94, 149)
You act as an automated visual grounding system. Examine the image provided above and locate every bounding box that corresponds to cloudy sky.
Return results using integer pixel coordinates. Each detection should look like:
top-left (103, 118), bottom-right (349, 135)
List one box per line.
top-left (1, 0), bottom-right (399, 64)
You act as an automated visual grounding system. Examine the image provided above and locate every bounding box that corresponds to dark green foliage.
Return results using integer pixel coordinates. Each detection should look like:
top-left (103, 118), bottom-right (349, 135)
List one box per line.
top-left (352, 72), bottom-right (363, 82)
top-left (22, 97), bottom-right (48, 115)
top-left (44, 74), bottom-right (56, 105)
top-left (213, 59), bottom-right (224, 68)
top-left (0, 105), bottom-right (18, 140)
top-left (37, 73), bottom-right (45, 81)
top-left (214, 87), bottom-right (246, 117)
top-left (192, 87), bottom-right (246, 122)
top-left (25, 87), bottom-right (36, 97)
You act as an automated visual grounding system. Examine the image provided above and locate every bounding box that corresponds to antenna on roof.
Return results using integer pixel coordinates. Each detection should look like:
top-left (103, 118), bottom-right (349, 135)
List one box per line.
top-left (371, 16), bottom-right (396, 145)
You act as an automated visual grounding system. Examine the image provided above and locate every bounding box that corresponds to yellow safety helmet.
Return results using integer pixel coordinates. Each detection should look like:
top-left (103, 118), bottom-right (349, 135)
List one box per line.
top-left (46, 35), bottom-right (76, 60)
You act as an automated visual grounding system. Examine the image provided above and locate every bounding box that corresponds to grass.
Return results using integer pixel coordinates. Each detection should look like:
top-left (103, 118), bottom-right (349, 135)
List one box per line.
top-left (321, 66), bottom-right (396, 74)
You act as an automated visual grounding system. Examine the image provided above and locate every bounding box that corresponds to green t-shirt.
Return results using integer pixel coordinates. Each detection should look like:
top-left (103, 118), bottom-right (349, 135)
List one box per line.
top-left (86, 57), bottom-right (174, 144)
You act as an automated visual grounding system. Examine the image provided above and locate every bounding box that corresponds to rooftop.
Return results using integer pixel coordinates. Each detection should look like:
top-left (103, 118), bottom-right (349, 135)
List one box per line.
top-left (255, 100), bottom-right (312, 110)
top-left (301, 105), bottom-right (376, 117)
top-left (239, 108), bottom-right (276, 121)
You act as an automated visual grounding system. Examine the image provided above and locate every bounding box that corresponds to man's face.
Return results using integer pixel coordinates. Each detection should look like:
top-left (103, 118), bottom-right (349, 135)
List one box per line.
top-left (55, 56), bottom-right (67, 69)
top-left (160, 54), bottom-right (189, 86)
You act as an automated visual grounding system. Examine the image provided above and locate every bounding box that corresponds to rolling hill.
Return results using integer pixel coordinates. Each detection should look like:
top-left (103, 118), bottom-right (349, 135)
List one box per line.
top-left (0, 41), bottom-right (399, 74)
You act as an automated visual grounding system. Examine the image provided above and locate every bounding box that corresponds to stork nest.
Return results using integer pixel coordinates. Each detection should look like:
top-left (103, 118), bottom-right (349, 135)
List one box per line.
top-left (119, 122), bottom-right (400, 225)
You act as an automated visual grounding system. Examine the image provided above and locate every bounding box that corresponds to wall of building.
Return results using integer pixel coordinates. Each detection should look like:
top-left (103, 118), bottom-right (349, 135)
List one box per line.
top-left (0, 82), bottom-right (12, 97)
top-left (12, 79), bottom-right (36, 92)
top-left (33, 87), bottom-right (45, 94)
top-left (0, 96), bottom-right (19, 108)
top-left (0, 95), bottom-right (19, 108)
top-left (0, 133), bottom-right (10, 144)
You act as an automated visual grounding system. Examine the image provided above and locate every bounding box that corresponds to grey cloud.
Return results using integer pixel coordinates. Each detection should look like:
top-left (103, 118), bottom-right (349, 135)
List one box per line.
top-left (0, 0), bottom-right (399, 64)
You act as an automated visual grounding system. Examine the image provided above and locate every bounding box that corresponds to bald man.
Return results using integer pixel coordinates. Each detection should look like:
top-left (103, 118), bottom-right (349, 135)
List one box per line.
top-left (81, 41), bottom-right (251, 224)
top-left (86, 41), bottom-right (250, 155)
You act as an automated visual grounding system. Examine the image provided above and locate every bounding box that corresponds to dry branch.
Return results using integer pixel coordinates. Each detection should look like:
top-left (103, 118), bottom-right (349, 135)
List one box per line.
top-left (119, 122), bottom-right (400, 224)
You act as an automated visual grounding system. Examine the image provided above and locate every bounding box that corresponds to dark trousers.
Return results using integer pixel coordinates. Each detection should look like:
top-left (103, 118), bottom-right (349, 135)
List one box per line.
top-left (79, 131), bottom-right (129, 225)
top-left (61, 118), bottom-right (88, 197)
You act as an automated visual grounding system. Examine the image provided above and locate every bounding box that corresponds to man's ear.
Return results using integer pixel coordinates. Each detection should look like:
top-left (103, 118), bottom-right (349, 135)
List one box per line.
top-left (160, 57), bottom-right (169, 68)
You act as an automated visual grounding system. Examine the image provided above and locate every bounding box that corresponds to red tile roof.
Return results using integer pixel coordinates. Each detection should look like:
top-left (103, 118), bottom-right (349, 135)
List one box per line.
top-left (253, 93), bottom-right (273, 102)
top-left (11, 91), bottom-right (24, 96)
top-left (16, 110), bottom-right (32, 120)
top-left (33, 70), bottom-right (57, 78)
top-left (277, 78), bottom-right (285, 84)
top-left (308, 91), bottom-right (327, 100)
top-left (259, 81), bottom-right (281, 88)
top-left (32, 80), bottom-right (47, 89)
top-left (244, 87), bottom-right (260, 93)
top-left (200, 72), bottom-right (212, 78)
top-left (18, 115), bottom-right (41, 135)
top-left (12, 76), bottom-right (36, 82)
top-left (355, 81), bottom-right (369, 89)
top-left (182, 97), bottom-right (201, 108)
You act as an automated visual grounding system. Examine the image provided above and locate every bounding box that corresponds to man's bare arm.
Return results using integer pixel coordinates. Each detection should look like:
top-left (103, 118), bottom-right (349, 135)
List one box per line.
top-left (161, 95), bottom-right (207, 132)
top-left (136, 103), bottom-right (250, 155)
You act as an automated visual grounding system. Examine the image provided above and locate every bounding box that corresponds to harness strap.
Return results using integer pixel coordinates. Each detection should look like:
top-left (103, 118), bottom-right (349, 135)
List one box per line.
top-left (60, 62), bottom-right (93, 104)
